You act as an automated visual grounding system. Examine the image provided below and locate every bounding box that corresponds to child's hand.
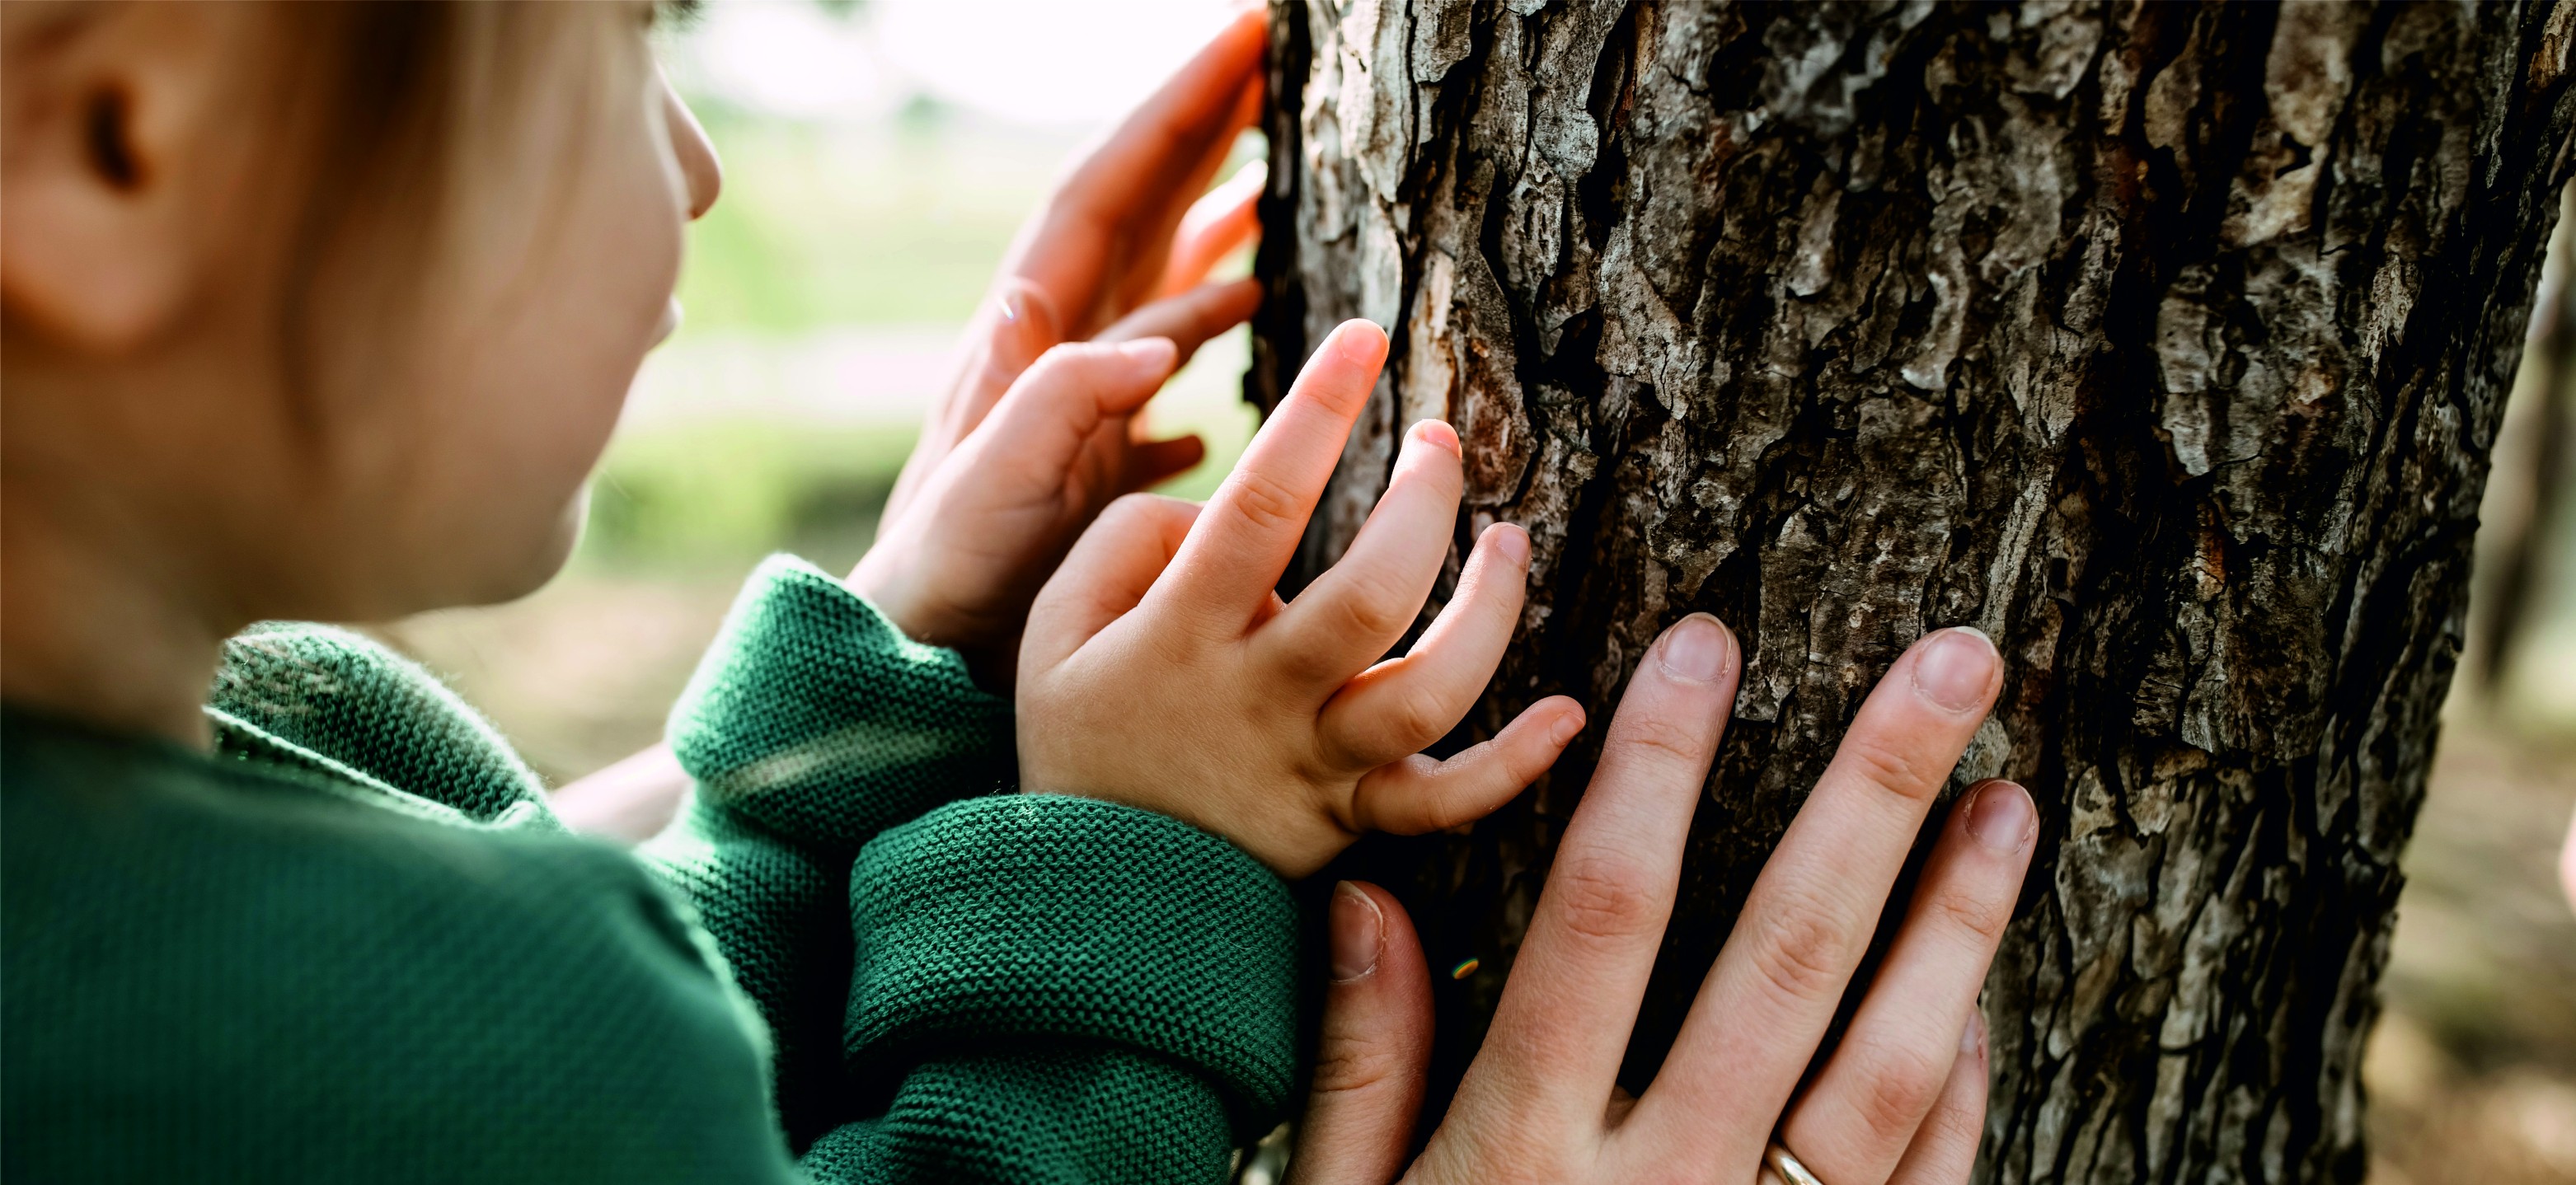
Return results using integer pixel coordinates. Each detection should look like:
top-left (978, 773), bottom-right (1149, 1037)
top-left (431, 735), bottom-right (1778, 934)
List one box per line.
top-left (848, 12), bottom-right (1269, 684)
top-left (848, 279), bottom-right (1259, 682)
top-left (1016, 321), bottom-right (1587, 878)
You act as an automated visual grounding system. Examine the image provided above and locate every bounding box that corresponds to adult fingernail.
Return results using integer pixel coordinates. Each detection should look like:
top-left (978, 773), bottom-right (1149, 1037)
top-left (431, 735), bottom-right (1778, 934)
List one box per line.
top-left (1119, 336), bottom-right (1177, 371)
top-left (1964, 780), bottom-right (2034, 853)
top-left (1912, 626), bottom-right (1998, 713)
top-left (1492, 522), bottom-right (1530, 565)
top-left (1962, 1008), bottom-right (1987, 1056)
top-left (1329, 883), bottom-right (1383, 982)
top-left (1414, 419), bottom-right (1462, 457)
top-left (1657, 614), bottom-right (1733, 682)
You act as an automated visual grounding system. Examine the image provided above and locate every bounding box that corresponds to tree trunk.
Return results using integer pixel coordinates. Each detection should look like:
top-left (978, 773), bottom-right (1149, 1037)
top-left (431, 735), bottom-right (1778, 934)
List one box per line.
top-left (1246, 2), bottom-right (2576, 1183)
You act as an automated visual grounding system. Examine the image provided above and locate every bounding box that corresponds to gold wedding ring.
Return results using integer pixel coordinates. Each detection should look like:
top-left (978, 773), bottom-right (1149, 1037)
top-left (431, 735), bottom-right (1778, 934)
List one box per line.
top-left (1763, 1141), bottom-right (1826, 1185)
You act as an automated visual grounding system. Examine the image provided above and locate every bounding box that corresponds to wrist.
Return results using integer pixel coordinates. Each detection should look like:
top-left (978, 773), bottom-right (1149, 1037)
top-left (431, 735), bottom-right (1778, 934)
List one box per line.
top-left (846, 551), bottom-right (928, 642)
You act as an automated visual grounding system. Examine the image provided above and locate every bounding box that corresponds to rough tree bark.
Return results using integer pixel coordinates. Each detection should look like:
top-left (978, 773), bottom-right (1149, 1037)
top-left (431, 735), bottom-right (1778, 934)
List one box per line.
top-left (1246, 2), bottom-right (2576, 1183)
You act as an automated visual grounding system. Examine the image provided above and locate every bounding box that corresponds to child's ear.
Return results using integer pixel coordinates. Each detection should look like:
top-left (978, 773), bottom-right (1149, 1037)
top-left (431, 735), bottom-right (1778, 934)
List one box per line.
top-left (2, 4), bottom-right (246, 354)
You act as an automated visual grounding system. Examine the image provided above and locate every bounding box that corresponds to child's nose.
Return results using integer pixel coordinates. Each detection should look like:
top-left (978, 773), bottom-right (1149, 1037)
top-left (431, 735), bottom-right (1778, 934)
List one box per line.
top-left (662, 82), bottom-right (722, 220)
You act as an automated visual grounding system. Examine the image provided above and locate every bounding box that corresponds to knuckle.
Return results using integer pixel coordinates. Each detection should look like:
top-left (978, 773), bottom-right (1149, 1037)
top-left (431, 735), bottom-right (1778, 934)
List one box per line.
top-left (1386, 685), bottom-right (1457, 752)
top-left (1837, 731), bottom-right (1946, 803)
top-left (1308, 1038), bottom-right (1408, 1098)
top-left (1850, 1042), bottom-right (1951, 1143)
top-left (1926, 883), bottom-right (2013, 945)
top-left (1223, 467), bottom-right (1306, 535)
top-left (1326, 574), bottom-right (1420, 641)
top-left (1612, 713), bottom-right (1709, 770)
top-left (1746, 904), bottom-right (1853, 1003)
top-left (1546, 855), bottom-right (1663, 947)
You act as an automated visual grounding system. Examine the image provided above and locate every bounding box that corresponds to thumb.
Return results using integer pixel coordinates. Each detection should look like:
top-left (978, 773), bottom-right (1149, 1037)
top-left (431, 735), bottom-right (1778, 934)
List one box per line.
top-left (1287, 882), bottom-right (1432, 1185)
top-left (1020, 493), bottom-right (1200, 677)
top-left (969, 337), bottom-right (1179, 497)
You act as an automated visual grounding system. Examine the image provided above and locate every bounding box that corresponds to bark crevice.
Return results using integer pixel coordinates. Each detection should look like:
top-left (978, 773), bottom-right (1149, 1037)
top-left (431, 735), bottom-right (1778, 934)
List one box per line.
top-left (1251, 2), bottom-right (2576, 1181)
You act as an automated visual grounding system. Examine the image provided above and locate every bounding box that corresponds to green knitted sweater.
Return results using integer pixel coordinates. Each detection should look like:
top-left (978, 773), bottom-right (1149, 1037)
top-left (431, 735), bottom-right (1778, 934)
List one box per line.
top-left (2, 556), bottom-right (1300, 1183)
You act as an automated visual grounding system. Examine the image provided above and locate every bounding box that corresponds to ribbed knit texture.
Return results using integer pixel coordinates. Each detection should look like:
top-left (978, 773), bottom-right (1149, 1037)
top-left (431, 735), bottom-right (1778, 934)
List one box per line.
top-left (848, 795), bottom-right (1298, 1131)
top-left (3, 555), bottom-right (1298, 1183)
top-left (670, 555), bottom-right (1016, 850)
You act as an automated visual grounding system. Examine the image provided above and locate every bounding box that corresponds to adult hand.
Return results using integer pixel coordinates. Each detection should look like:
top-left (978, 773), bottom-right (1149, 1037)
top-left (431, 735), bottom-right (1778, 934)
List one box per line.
top-left (849, 11), bottom-right (1268, 683)
top-left (1288, 617), bottom-right (2037, 1185)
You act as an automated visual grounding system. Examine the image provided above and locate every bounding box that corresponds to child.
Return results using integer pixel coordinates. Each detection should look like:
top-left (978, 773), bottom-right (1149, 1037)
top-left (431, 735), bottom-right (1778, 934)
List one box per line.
top-left (1, 4), bottom-right (1575, 1180)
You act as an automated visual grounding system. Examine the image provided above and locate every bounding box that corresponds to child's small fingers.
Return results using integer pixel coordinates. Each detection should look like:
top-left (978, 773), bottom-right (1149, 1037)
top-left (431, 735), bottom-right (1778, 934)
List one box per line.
top-left (1156, 162), bottom-right (1265, 299)
top-left (1349, 697), bottom-right (1584, 836)
top-left (1157, 320), bottom-right (1386, 630)
top-left (1095, 278), bottom-right (1262, 368)
top-left (1123, 435), bottom-right (1207, 491)
top-left (1285, 883), bottom-right (1433, 1185)
top-left (1260, 420), bottom-right (1464, 687)
top-left (974, 339), bottom-right (1180, 485)
top-left (1023, 494), bottom-right (1202, 675)
top-left (1314, 522), bottom-right (1531, 765)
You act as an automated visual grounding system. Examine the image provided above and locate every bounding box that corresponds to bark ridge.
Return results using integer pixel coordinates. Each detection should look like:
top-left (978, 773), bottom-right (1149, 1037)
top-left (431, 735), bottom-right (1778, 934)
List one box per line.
top-left (1249, 2), bottom-right (2576, 1182)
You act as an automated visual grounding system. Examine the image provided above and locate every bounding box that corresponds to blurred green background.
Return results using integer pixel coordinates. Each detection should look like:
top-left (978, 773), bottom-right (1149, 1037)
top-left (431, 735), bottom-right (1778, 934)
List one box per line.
top-left (368, 5), bottom-right (2576, 1183)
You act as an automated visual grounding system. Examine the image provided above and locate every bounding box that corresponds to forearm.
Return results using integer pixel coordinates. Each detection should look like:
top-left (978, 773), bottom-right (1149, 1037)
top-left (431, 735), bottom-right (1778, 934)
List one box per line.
top-left (552, 743), bottom-right (690, 842)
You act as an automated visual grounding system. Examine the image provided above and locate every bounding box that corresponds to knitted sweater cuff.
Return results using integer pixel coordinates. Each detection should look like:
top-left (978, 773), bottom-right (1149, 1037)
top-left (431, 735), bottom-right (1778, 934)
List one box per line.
top-left (669, 555), bottom-right (1014, 850)
top-left (846, 794), bottom-right (1300, 1137)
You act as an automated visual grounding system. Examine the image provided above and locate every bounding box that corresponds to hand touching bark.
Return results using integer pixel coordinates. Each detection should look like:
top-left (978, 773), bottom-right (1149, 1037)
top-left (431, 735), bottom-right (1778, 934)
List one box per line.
top-left (1289, 619), bottom-right (2038, 1185)
top-left (1016, 321), bottom-right (1587, 879)
top-left (848, 11), bottom-right (1269, 682)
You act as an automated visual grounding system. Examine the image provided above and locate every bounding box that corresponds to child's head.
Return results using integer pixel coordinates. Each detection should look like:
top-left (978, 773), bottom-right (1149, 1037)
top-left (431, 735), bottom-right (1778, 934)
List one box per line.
top-left (2, 2), bottom-right (719, 625)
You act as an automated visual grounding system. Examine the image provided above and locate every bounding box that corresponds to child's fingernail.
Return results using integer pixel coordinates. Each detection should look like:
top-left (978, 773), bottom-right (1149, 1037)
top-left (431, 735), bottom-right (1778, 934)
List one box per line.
top-left (1413, 419), bottom-right (1461, 457)
top-left (1656, 614), bottom-right (1733, 682)
top-left (1548, 708), bottom-right (1583, 747)
top-left (1335, 321), bottom-right (1389, 366)
top-left (1964, 780), bottom-right (2035, 853)
top-left (1119, 337), bottom-right (1178, 371)
top-left (1962, 1008), bottom-right (1987, 1056)
top-left (1912, 626), bottom-right (1999, 714)
top-left (1492, 522), bottom-right (1530, 565)
top-left (1329, 883), bottom-right (1383, 983)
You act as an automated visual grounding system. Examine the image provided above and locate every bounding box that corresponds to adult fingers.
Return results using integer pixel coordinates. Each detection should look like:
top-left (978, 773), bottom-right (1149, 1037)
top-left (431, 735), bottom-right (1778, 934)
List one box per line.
top-left (1100, 76), bottom-right (1264, 321)
top-left (1021, 494), bottom-right (1200, 677)
top-left (1285, 883), bottom-right (1434, 1185)
top-left (1621, 628), bottom-right (2001, 1169)
top-left (1884, 1011), bottom-right (1990, 1185)
top-left (1006, 12), bottom-right (1264, 336)
top-left (1260, 419), bottom-right (1464, 686)
top-left (1469, 616), bottom-right (1740, 1135)
top-left (1777, 780), bottom-right (2033, 1184)
top-left (889, 279), bottom-right (1062, 524)
top-left (1153, 320), bottom-right (1385, 631)
top-left (1157, 160), bottom-right (1266, 299)
top-left (1096, 277), bottom-right (1264, 368)
top-left (1318, 522), bottom-right (1532, 766)
top-left (1349, 696), bottom-right (1584, 836)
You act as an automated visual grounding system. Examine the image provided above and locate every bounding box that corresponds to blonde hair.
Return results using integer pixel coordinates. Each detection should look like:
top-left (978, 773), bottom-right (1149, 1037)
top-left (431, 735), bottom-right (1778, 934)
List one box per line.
top-left (265, 2), bottom-right (627, 423)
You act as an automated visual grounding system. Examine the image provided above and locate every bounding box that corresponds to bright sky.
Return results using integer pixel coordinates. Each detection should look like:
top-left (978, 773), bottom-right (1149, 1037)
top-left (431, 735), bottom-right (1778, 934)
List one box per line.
top-left (677, 0), bottom-right (1245, 127)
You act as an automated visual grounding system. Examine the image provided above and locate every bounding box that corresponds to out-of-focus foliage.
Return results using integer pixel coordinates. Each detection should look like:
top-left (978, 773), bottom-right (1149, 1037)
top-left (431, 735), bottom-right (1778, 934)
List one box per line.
top-left (583, 422), bottom-right (916, 574)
